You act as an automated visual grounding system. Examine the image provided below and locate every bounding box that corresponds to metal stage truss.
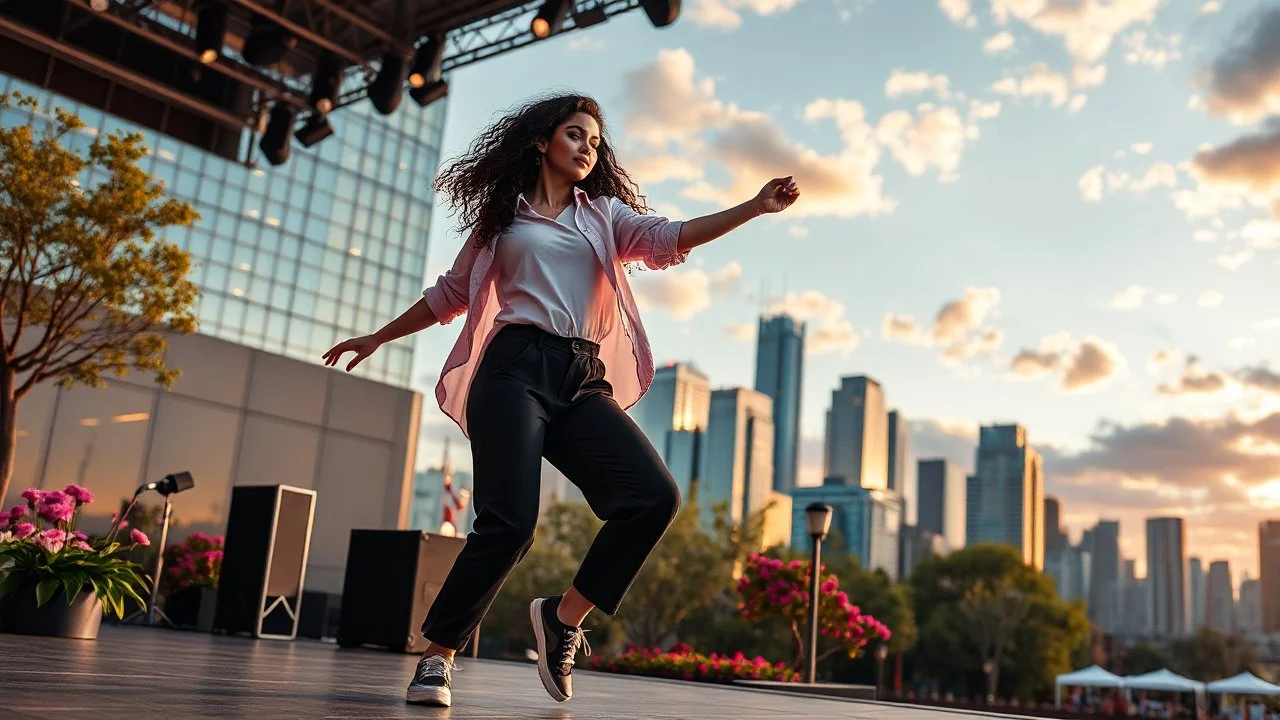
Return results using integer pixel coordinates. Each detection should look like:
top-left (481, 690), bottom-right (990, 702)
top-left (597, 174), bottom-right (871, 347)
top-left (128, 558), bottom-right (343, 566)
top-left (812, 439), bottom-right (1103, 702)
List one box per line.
top-left (0, 0), bottom-right (678, 164)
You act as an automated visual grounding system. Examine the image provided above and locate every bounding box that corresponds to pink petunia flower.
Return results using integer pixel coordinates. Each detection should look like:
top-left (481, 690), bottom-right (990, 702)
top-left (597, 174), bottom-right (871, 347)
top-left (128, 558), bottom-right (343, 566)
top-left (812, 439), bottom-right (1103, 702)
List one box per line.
top-left (14, 522), bottom-right (36, 539)
top-left (6, 505), bottom-right (25, 522)
top-left (63, 484), bottom-right (95, 505)
top-left (21, 488), bottom-right (42, 507)
top-left (71, 540), bottom-right (93, 551)
top-left (130, 529), bottom-right (151, 546)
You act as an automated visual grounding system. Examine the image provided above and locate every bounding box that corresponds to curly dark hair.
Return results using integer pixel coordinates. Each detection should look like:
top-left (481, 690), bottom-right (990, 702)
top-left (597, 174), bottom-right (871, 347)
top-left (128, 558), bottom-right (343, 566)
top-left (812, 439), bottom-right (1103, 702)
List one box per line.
top-left (432, 92), bottom-right (650, 249)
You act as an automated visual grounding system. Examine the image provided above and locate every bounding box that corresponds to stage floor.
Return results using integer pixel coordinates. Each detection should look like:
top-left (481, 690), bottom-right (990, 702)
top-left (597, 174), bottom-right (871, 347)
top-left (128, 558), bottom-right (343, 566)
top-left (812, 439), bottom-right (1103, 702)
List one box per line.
top-left (1, 625), bottom-right (1007, 719)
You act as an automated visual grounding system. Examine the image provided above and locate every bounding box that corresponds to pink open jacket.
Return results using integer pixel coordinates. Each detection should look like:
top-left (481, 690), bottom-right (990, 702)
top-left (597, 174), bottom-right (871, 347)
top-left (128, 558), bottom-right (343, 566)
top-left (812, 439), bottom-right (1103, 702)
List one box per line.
top-left (422, 187), bottom-right (688, 438)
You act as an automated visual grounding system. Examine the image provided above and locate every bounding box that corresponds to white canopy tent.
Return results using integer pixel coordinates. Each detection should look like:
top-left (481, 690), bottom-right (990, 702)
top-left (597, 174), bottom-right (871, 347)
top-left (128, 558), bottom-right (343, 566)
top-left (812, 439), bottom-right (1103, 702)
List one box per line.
top-left (1206, 672), bottom-right (1280, 697)
top-left (1124, 669), bottom-right (1206, 716)
top-left (1055, 665), bottom-right (1126, 708)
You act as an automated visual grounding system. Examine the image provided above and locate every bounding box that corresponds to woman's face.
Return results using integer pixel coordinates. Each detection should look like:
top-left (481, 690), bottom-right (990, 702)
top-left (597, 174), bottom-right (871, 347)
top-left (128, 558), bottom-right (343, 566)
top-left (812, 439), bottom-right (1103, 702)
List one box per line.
top-left (539, 111), bottom-right (600, 182)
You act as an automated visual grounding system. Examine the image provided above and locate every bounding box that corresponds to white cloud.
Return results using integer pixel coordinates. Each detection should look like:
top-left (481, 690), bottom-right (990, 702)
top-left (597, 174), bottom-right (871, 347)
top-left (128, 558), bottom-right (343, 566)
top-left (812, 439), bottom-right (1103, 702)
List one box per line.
top-left (990, 0), bottom-right (1160, 68)
top-left (875, 104), bottom-right (975, 179)
top-left (968, 99), bottom-right (1003, 121)
top-left (1079, 165), bottom-right (1105, 201)
top-left (632, 260), bottom-right (743, 321)
top-left (884, 69), bottom-right (952, 99)
top-left (992, 63), bottom-right (1072, 107)
top-left (1110, 284), bottom-right (1149, 310)
top-left (1241, 219), bottom-right (1280, 249)
top-left (1068, 94), bottom-right (1089, 113)
top-left (983, 31), bottom-right (1016, 54)
top-left (1217, 249), bottom-right (1255, 270)
top-left (1199, 1), bottom-right (1222, 15)
top-left (939, 0), bottom-right (977, 28)
top-left (1203, 6), bottom-right (1280, 124)
top-left (883, 287), bottom-right (1004, 365)
top-left (684, 0), bottom-right (802, 29)
top-left (1148, 347), bottom-right (1179, 375)
top-left (768, 291), bottom-right (859, 355)
top-left (724, 322), bottom-right (756, 341)
top-left (1199, 291), bottom-right (1225, 308)
top-left (1131, 142), bottom-right (1153, 155)
top-left (622, 49), bottom-right (894, 220)
top-left (1072, 63), bottom-right (1108, 88)
top-left (1194, 229), bottom-right (1219, 243)
top-left (1123, 30), bottom-right (1183, 70)
top-left (1009, 333), bottom-right (1128, 393)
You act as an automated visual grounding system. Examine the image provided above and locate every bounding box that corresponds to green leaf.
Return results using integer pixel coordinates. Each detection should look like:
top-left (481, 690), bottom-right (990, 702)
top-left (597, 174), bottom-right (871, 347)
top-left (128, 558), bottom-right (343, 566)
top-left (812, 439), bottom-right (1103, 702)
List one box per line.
top-left (0, 570), bottom-right (26, 597)
top-left (35, 577), bottom-right (59, 607)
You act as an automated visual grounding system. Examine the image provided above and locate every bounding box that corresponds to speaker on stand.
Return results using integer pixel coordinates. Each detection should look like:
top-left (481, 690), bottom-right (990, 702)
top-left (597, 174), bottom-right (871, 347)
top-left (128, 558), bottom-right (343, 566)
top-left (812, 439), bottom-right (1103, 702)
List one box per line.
top-left (213, 484), bottom-right (317, 640)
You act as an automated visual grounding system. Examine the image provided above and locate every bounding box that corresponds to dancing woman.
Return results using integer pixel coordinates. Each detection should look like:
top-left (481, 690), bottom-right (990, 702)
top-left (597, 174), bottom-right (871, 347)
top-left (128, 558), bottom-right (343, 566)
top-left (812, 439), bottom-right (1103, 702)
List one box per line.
top-left (323, 93), bottom-right (799, 708)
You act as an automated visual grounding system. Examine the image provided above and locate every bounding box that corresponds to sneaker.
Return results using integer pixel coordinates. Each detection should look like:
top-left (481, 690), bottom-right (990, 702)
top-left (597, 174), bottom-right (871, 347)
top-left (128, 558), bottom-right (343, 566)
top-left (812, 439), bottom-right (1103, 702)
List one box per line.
top-left (529, 596), bottom-right (591, 702)
top-left (405, 653), bottom-right (458, 706)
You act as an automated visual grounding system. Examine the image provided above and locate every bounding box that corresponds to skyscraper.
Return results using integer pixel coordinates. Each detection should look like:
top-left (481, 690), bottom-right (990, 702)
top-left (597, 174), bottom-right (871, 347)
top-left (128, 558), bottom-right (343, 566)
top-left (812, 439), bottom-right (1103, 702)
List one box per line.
top-left (1044, 497), bottom-right (1067, 558)
top-left (1206, 560), bottom-right (1234, 633)
top-left (1238, 575), bottom-right (1262, 635)
top-left (1087, 520), bottom-right (1121, 632)
top-left (791, 482), bottom-right (902, 580)
top-left (1121, 559), bottom-right (1149, 636)
top-left (886, 410), bottom-right (914, 524)
top-left (1189, 557), bottom-right (1206, 630)
top-left (630, 362), bottom-right (712, 495)
top-left (1147, 517), bottom-right (1189, 637)
top-left (965, 424), bottom-right (1045, 569)
top-left (917, 458), bottom-right (966, 550)
top-left (1047, 543), bottom-right (1092, 604)
top-left (700, 387), bottom-right (774, 526)
top-left (754, 314), bottom-right (805, 493)
top-left (824, 375), bottom-right (888, 490)
top-left (1262, 520), bottom-right (1280, 633)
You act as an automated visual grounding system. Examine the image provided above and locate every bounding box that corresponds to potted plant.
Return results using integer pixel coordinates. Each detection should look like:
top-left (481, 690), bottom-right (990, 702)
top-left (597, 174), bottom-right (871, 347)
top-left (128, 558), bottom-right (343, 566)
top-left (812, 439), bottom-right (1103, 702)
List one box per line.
top-left (160, 532), bottom-right (223, 631)
top-left (0, 485), bottom-right (152, 639)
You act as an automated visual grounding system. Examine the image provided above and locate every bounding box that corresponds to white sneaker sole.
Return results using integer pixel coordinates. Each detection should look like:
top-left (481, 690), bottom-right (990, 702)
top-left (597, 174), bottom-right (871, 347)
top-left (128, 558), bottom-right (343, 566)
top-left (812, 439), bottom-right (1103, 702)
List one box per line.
top-left (406, 684), bottom-right (451, 706)
top-left (530, 598), bottom-right (569, 703)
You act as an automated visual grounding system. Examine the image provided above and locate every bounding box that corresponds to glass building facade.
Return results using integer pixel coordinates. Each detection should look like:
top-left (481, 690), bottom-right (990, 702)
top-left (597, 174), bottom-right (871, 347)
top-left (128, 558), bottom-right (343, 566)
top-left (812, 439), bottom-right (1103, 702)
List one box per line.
top-left (0, 73), bottom-right (447, 388)
top-left (754, 314), bottom-right (804, 494)
top-left (790, 482), bottom-right (902, 581)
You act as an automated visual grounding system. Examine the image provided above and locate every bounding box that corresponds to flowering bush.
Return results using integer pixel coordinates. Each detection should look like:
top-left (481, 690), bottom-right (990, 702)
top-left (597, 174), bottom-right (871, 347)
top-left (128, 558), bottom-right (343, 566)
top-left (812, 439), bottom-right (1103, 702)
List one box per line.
top-left (161, 532), bottom-right (224, 592)
top-left (736, 552), bottom-right (892, 670)
top-left (0, 486), bottom-right (151, 617)
top-left (589, 643), bottom-right (800, 684)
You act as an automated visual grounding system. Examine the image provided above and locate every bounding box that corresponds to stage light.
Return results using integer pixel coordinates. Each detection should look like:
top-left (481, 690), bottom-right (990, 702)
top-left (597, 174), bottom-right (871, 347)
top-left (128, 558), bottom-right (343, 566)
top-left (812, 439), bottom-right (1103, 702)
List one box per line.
top-left (639, 0), bottom-right (681, 27)
top-left (258, 102), bottom-right (295, 166)
top-left (531, 0), bottom-right (570, 38)
top-left (572, 4), bottom-right (608, 27)
top-left (309, 53), bottom-right (343, 114)
top-left (195, 1), bottom-right (228, 64)
top-left (295, 114), bottom-right (334, 147)
top-left (242, 18), bottom-right (296, 67)
top-left (410, 79), bottom-right (448, 108)
top-left (89, 0), bottom-right (111, 11)
top-left (407, 34), bottom-right (445, 90)
top-left (368, 51), bottom-right (406, 115)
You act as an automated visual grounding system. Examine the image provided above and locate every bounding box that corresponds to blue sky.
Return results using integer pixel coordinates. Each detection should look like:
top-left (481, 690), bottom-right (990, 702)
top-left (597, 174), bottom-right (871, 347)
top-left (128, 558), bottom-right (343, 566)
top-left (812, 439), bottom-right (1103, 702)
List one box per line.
top-left (410, 0), bottom-right (1280, 584)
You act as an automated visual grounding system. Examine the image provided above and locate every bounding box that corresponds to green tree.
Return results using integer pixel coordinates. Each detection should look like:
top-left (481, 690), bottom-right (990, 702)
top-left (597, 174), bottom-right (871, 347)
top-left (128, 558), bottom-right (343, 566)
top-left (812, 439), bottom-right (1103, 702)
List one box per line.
top-left (1118, 642), bottom-right (1169, 675)
top-left (909, 544), bottom-right (1090, 701)
top-left (1170, 628), bottom-right (1260, 681)
top-left (0, 93), bottom-right (198, 502)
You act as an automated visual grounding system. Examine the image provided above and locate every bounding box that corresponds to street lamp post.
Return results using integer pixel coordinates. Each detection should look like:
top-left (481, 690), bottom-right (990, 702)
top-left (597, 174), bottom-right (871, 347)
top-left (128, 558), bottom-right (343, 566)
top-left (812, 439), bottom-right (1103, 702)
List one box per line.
top-left (875, 644), bottom-right (889, 700)
top-left (804, 502), bottom-right (832, 685)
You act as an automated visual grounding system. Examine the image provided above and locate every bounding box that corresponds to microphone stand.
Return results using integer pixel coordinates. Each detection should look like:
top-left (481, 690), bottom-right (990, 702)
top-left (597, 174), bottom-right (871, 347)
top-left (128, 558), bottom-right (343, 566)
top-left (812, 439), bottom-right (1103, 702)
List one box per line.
top-left (122, 490), bottom-right (175, 628)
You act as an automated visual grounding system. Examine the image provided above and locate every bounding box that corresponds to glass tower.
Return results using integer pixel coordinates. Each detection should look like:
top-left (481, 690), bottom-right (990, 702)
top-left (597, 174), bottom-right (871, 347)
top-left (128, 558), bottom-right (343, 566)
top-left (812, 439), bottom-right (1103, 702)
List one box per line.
top-left (0, 74), bottom-right (447, 388)
top-left (754, 314), bottom-right (804, 493)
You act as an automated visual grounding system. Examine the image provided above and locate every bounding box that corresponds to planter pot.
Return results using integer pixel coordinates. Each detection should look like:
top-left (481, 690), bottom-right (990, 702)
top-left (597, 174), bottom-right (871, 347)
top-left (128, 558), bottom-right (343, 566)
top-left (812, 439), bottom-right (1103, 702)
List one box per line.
top-left (165, 586), bottom-right (217, 632)
top-left (0, 580), bottom-right (103, 639)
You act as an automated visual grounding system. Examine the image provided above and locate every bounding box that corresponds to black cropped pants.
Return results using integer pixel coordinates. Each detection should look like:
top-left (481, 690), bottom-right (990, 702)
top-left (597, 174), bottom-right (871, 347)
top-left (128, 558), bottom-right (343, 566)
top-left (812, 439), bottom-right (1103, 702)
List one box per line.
top-left (420, 323), bottom-right (681, 650)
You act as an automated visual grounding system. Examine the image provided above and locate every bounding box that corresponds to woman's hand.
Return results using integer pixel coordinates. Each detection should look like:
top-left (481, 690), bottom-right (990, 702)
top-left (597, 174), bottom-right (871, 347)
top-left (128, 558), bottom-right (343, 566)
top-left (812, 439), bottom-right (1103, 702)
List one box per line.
top-left (754, 176), bottom-right (800, 215)
top-left (322, 334), bottom-right (384, 372)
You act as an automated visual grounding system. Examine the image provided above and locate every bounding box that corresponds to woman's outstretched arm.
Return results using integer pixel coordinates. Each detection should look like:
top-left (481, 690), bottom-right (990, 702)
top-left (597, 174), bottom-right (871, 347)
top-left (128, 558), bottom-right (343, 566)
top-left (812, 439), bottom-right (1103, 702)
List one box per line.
top-left (676, 176), bottom-right (799, 253)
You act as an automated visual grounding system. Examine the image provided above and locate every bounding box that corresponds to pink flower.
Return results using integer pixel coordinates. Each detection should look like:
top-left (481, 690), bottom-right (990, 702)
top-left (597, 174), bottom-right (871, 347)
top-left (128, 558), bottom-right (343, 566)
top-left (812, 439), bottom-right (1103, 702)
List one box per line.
top-left (63, 484), bottom-right (95, 505)
top-left (21, 488), bottom-right (42, 507)
top-left (131, 529), bottom-right (151, 546)
top-left (821, 577), bottom-right (838, 593)
top-left (72, 530), bottom-right (88, 541)
top-left (71, 540), bottom-right (93, 551)
top-left (38, 491), bottom-right (75, 524)
top-left (36, 528), bottom-right (66, 553)
top-left (787, 560), bottom-right (802, 570)
top-left (5, 505), bottom-right (25, 522)
top-left (14, 522), bottom-right (35, 539)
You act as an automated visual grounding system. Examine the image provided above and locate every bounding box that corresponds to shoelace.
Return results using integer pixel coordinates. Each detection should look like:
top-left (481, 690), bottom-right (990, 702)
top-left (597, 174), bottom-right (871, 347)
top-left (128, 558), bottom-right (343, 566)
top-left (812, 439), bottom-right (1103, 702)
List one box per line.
top-left (556, 626), bottom-right (592, 673)
top-left (415, 654), bottom-right (461, 684)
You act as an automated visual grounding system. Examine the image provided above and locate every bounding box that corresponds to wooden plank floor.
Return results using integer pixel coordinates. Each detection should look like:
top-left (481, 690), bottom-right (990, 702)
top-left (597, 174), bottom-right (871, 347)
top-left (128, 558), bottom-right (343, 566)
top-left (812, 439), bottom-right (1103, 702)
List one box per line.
top-left (0, 625), bottom-right (1007, 719)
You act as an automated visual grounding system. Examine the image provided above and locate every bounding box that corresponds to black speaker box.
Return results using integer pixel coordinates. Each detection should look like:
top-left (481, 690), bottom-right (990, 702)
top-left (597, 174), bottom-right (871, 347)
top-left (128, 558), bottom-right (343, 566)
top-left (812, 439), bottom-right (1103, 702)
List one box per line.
top-left (336, 530), bottom-right (467, 653)
top-left (297, 590), bottom-right (340, 640)
top-left (213, 484), bottom-right (317, 640)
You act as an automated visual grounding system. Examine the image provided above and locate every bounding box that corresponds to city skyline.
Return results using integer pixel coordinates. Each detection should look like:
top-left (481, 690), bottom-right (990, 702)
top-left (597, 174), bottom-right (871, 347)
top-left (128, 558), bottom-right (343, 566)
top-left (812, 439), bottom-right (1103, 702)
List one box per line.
top-left (412, 0), bottom-right (1280, 583)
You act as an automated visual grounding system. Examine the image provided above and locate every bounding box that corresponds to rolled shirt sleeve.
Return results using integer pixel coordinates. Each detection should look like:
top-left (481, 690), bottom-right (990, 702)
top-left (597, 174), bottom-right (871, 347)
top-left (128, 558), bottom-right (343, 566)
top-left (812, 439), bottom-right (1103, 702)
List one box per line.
top-left (610, 197), bottom-right (688, 271)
